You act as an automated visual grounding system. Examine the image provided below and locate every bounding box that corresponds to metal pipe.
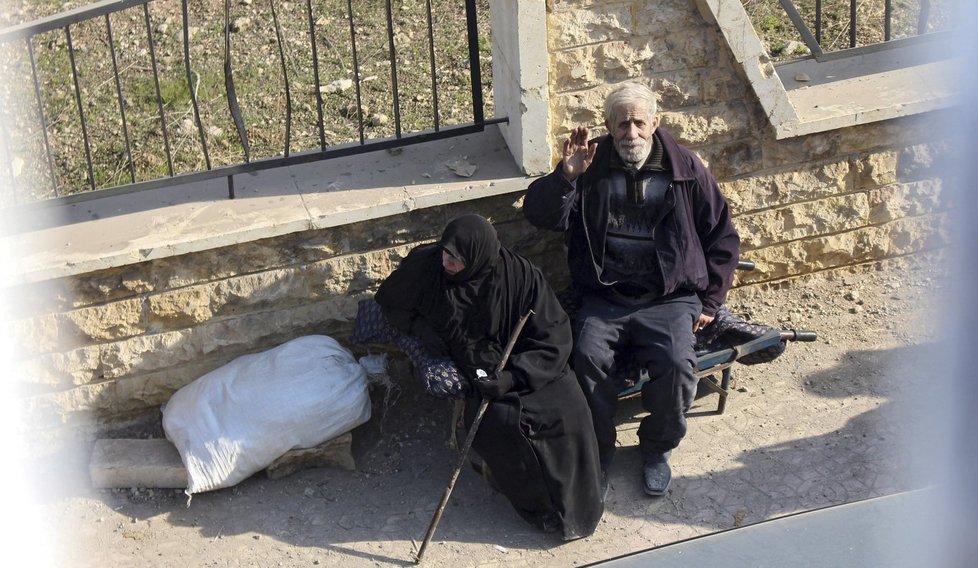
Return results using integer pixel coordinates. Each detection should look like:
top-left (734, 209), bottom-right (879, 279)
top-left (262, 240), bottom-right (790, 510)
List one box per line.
top-left (105, 13), bottom-right (135, 184)
top-left (66, 25), bottom-right (96, 191)
top-left (384, 0), bottom-right (402, 138)
top-left (269, 0), bottom-right (292, 157)
top-left (26, 37), bottom-right (59, 195)
top-left (181, 0), bottom-right (211, 169)
top-left (224, 0), bottom-right (250, 163)
top-left (850, 0), bottom-right (857, 48)
top-left (0, 0), bottom-right (152, 43)
top-left (305, 0), bottom-right (326, 150)
top-left (425, 0), bottom-right (439, 131)
top-left (143, 2), bottom-right (173, 177)
top-left (347, 0), bottom-right (364, 145)
top-left (815, 0), bottom-right (822, 45)
top-left (464, 0), bottom-right (483, 125)
top-left (885, 0), bottom-right (892, 41)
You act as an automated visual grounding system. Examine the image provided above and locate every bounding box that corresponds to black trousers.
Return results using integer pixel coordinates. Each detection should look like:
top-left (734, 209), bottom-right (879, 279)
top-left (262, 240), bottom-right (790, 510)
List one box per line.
top-left (572, 291), bottom-right (701, 470)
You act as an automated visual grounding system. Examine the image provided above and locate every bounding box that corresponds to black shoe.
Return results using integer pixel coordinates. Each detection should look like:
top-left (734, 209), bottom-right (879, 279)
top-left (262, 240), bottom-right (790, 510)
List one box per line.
top-left (643, 460), bottom-right (671, 496)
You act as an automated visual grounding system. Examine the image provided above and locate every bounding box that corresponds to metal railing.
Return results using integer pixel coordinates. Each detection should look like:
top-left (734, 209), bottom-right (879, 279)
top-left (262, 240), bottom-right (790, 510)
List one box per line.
top-left (0, 0), bottom-right (500, 211)
top-left (776, 0), bottom-right (944, 61)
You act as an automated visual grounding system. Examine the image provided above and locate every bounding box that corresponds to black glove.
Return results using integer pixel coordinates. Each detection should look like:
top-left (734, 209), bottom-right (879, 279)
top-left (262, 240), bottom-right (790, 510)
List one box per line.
top-left (471, 369), bottom-right (515, 400)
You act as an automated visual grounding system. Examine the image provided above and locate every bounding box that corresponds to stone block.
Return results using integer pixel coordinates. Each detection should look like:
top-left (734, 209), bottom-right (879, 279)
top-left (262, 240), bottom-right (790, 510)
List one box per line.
top-left (265, 432), bottom-right (356, 479)
top-left (722, 161), bottom-right (852, 214)
top-left (89, 438), bottom-right (188, 489)
top-left (5, 313), bottom-right (59, 359)
top-left (18, 345), bottom-right (102, 388)
top-left (548, 4), bottom-right (632, 50)
top-left (736, 194), bottom-right (871, 249)
top-left (147, 283), bottom-right (217, 329)
top-left (661, 101), bottom-right (752, 146)
top-left (897, 142), bottom-right (953, 181)
top-left (855, 151), bottom-right (898, 189)
top-left (88, 433), bottom-right (356, 489)
top-left (60, 298), bottom-right (146, 343)
top-left (633, 0), bottom-right (705, 34)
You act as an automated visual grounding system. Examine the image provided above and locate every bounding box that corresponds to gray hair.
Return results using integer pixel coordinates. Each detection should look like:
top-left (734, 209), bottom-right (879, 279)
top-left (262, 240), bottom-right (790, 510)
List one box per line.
top-left (603, 82), bottom-right (658, 123)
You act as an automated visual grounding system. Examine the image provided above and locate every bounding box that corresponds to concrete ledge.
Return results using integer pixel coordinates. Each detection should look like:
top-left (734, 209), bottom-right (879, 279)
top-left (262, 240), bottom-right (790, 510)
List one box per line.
top-left (2, 125), bottom-right (533, 286)
top-left (695, 0), bottom-right (957, 140)
top-left (775, 40), bottom-right (957, 138)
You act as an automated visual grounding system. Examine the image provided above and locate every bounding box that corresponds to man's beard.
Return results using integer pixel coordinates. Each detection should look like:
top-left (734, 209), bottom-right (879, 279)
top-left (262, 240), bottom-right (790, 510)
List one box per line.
top-left (615, 138), bottom-right (651, 167)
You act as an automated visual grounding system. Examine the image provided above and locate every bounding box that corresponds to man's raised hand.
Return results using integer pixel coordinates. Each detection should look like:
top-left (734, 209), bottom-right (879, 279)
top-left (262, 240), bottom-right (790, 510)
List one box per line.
top-left (561, 126), bottom-right (597, 182)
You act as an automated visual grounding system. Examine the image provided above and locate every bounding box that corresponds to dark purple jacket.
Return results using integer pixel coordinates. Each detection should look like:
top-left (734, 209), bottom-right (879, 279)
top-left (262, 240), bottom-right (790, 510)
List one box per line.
top-left (523, 127), bottom-right (740, 316)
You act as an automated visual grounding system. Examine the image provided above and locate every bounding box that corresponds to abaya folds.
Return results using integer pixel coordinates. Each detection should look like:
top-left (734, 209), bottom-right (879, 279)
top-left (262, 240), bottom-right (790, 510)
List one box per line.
top-left (376, 214), bottom-right (604, 540)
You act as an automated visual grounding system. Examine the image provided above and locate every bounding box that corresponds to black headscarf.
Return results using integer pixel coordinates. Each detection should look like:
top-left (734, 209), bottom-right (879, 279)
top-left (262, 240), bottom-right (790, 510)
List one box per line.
top-left (439, 214), bottom-right (500, 283)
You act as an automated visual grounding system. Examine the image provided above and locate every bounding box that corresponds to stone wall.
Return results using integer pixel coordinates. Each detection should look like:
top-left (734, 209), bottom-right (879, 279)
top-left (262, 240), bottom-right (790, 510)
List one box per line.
top-left (7, 194), bottom-right (557, 450)
top-left (7, 0), bottom-right (952, 450)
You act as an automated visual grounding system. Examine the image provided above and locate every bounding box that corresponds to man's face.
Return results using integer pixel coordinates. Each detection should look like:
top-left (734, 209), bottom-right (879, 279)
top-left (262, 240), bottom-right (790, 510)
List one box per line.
top-left (606, 102), bottom-right (659, 166)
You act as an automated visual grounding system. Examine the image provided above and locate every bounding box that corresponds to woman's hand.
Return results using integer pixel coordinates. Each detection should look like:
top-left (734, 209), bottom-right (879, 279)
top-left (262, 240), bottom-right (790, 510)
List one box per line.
top-left (472, 370), bottom-right (514, 400)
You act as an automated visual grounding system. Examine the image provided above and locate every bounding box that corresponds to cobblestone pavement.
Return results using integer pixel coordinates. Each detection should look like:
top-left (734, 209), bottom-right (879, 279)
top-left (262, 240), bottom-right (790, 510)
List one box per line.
top-left (25, 258), bottom-right (942, 567)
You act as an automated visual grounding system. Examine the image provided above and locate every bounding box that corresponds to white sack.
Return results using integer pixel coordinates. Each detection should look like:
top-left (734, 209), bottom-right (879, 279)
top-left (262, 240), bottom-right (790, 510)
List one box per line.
top-left (162, 335), bottom-right (371, 495)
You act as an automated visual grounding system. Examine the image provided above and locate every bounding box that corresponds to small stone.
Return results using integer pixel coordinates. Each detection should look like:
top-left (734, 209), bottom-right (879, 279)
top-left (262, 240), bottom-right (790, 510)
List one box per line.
top-left (445, 159), bottom-right (477, 177)
top-left (321, 79), bottom-right (354, 94)
top-left (231, 17), bottom-right (252, 33)
top-left (794, 73), bottom-right (810, 82)
top-left (368, 113), bottom-right (389, 127)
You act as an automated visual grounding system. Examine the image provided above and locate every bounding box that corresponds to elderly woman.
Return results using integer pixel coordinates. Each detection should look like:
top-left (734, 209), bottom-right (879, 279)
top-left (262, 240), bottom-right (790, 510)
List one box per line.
top-left (374, 214), bottom-right (603, 540)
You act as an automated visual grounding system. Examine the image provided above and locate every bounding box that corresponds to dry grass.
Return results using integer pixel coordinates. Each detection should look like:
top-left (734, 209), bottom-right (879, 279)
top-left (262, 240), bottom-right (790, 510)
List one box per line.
top-left (0, 0), bottom-right (492, 204)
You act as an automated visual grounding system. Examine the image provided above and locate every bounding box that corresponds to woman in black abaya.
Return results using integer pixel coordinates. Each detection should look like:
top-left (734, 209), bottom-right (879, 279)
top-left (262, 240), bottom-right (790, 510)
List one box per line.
top-left (375, 214), bottom-right (603, 540)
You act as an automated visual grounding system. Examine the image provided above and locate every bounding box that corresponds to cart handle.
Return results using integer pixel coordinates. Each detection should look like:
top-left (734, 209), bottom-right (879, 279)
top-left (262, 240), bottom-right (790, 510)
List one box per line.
top-left (781, 330), bottom-right (817, 342)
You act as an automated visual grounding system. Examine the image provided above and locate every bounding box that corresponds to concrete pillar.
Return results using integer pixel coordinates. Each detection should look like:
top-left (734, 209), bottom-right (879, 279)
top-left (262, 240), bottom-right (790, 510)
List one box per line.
top-left (490, 0), bottom-right (553, 175)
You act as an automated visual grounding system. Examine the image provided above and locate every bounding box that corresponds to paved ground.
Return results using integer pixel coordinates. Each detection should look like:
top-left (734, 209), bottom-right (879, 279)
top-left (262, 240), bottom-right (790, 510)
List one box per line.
top-left (14, 255), bottom-right (943, 567)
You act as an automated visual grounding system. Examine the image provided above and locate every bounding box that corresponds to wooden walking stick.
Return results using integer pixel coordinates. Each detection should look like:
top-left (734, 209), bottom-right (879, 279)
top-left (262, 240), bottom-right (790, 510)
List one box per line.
top-left (413, 309), bottom-right (534, 564)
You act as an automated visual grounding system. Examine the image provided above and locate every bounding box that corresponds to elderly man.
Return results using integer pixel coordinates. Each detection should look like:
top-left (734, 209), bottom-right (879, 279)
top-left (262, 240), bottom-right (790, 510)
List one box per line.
top-left (523, 82), bottom-right (740, 496)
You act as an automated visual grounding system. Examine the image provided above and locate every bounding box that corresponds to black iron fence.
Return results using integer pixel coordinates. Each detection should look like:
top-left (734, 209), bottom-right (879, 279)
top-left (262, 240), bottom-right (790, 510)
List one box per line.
top-left (0, 0), bottom-right (499, 209)
top-left (774, 0), bottom-right (947, 60)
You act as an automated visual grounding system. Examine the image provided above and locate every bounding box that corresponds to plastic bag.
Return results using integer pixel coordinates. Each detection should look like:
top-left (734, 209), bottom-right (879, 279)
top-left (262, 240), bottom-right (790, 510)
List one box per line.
top-left (162, 335), bottom-right (371, 495)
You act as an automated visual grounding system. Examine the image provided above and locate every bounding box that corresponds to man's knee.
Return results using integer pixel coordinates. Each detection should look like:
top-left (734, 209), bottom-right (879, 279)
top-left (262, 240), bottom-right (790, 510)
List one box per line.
top-left (644, 347), bottom-right (695, 382)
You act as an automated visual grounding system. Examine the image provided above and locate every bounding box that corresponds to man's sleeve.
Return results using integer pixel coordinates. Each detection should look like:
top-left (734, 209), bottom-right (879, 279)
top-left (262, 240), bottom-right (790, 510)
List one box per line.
top-left (693, 167), bottom-right (740, 316)
top-left (523, 167), bottom-right (578, 231)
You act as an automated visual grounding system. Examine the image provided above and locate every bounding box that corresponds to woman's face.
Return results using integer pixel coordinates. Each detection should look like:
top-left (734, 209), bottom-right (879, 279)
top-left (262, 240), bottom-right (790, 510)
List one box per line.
top-left (441, 249), bottom-right (465, 276)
